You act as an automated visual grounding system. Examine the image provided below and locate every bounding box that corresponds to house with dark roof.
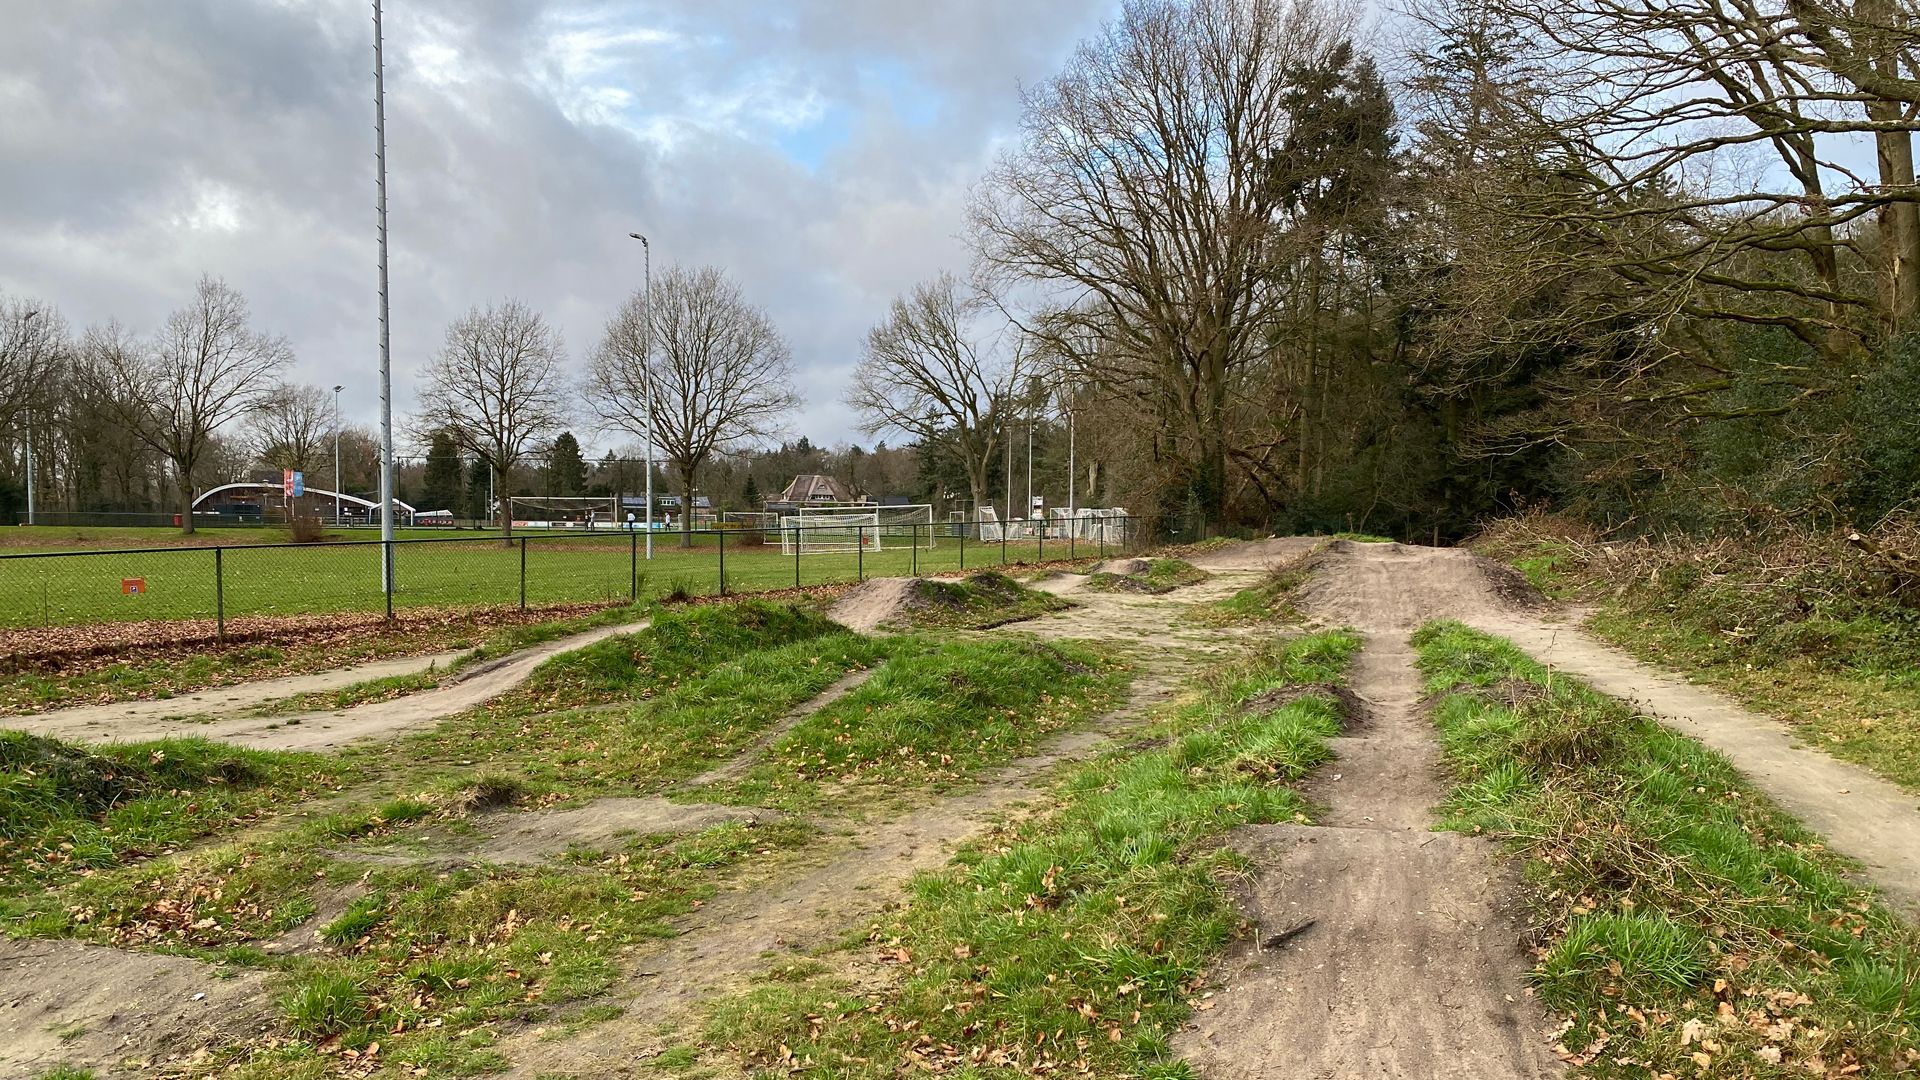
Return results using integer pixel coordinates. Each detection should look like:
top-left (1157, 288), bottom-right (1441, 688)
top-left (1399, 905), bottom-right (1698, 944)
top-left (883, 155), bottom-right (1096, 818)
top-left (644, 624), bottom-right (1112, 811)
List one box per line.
top-left (773, 474), bottom-right (860, 505)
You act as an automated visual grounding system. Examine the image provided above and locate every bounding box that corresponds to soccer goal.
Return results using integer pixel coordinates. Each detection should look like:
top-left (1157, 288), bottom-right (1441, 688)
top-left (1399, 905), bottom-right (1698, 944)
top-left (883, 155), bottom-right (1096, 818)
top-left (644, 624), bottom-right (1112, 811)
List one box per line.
top-left (507, 496), bottom-right (619, 528)
top-left (779, 504), bottom-right (936, 555)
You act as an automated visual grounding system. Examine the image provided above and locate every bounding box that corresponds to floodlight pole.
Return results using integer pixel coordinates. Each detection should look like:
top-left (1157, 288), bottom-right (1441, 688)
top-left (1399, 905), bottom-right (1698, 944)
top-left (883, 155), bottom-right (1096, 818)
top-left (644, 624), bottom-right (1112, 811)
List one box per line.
top-left (20, 310), bottom-right (38, 527)
top-left (1066, 403), bottom-right (1075, 517)
top-left (332, 384), bottom-right (344, 524)
top-left (373, 0), bottom-right (396, 587)
top-left (628, 232), bottom-right (653, 560)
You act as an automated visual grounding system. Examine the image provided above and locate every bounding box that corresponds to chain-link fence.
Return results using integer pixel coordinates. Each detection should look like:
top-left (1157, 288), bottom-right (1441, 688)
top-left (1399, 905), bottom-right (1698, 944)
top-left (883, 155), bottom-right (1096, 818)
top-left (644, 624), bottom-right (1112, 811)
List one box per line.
top-left (0, 517), bottom-right (1141, 635)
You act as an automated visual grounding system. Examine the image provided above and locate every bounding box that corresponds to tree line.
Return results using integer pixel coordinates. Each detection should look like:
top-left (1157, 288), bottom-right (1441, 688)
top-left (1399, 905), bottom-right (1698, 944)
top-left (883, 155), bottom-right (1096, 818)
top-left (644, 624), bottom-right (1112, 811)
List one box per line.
top-left (10, 0), bottom-right (1919, 543)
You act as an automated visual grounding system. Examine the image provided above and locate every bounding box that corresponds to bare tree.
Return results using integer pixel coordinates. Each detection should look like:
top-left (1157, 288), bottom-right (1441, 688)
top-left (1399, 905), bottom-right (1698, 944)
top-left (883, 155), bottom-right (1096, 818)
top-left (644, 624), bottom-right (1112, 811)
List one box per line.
top-left (415, 299), bottom-right (568, 536)
top-left (0, 293), bottom-right (65, 437)
top-left (251, 383), bottom-right (335, 475)
top-left (848, 273), bottom-right (1021, 521)
top-left (79, 278), bottom-right (292, 533)
top-left (971, 0), bottom-right (1353, 526)
top-left (588, 265), bottom-right (799, 546)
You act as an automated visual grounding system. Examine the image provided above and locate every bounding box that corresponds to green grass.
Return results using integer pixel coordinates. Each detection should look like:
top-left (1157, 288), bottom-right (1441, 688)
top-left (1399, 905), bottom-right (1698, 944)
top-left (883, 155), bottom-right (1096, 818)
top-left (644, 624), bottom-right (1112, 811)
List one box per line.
top-left (1414, 620), bottom-right (1920, 1076)
top-left (0, 532), bottom-right (1085, 629)
top-left (697, 636), bottom-right (1127, 811)
top-left (0, 731), bottom-right (330, 894)
top-left (1478, 521), bottom-right (1920, 792)
top-left (1082, 557), bottom-right (1209, 594)
top-left (687, 630), bottom-right (1361, 1077)
top-left (33, 1068), bottom-right (98, 1080)
top-left (1189, 544), bottom-right (1324, 627)
top-left (5, 596), bottom-right (1137, 1071)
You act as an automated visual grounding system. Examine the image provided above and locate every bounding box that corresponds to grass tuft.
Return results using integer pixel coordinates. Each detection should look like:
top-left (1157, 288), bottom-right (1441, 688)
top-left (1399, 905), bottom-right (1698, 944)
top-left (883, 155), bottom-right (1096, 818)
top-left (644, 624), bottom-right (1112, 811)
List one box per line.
top-left (1416, 619), bottom-right (1920, 1075)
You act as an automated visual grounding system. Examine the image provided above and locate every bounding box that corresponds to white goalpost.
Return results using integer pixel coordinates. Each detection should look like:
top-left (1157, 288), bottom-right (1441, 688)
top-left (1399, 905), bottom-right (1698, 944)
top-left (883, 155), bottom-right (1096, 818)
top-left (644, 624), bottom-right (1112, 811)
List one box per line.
top-left (780, 504), bottom-right (936, 555)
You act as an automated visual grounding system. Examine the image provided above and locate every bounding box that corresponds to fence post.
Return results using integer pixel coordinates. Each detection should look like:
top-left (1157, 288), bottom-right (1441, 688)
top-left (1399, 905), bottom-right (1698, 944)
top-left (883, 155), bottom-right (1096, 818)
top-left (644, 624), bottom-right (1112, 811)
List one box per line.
top-left (1039, 525), bottom-right (1045, 564)
top-left (519, 536), bottom-right (527, 611)
top-left (1001, 523), bottom-right (1008, 566)
top-left (214, 546), bottom-right (225, 643)
top-left (630, 529), bottom-right (638, 603)
top-left (1100, 521), bottom-right (1107, 559)
top-left (959, 525), bottom-right (966, 570)
top-left (384, 540), bottom-right (394, 621)
top-left (857, 525), bottom-right (864, 582)
top-left (911, 523), bottom-right (918, 577)
top-left (793, 526), bottom-right (801, 588)
top-left (718, 527), bottom-right (726, 596)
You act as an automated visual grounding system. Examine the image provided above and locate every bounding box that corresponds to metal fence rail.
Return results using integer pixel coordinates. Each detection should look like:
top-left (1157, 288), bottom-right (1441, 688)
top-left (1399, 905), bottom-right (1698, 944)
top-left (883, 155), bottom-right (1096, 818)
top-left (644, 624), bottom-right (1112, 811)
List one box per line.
top-left (0, 519), bottom-right (1140, 636)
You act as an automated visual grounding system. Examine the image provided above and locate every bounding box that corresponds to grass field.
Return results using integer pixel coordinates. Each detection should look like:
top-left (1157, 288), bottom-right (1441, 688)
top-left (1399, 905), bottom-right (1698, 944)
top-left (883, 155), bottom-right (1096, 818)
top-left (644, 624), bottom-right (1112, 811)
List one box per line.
top-left (0, 528), bottom-right (1123, 629)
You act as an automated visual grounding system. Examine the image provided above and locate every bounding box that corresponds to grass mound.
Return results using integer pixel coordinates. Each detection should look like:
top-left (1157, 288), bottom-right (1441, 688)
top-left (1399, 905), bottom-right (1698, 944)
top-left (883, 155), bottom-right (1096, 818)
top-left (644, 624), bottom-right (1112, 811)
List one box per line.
top-left (1415, 620), bottom-right (1920, 1074)
top-left (519, 599), bottom-right (843, 707)
top-left (885, 571), bottom-right (1070, 631)
top-left (0, 732), bottom-right (318, 893)
top-left (708, 637), bottom-right (1125, 808)
top-left (1082, 557), bottom-right (1210, 594)
top-left (692, 631), bottom-right (1362, 1078)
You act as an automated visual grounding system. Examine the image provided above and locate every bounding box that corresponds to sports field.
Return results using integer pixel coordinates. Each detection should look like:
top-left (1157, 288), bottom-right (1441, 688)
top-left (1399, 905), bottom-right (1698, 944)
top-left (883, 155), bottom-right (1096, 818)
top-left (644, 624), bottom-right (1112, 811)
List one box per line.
top-left (0, 526), bottom-right (1123, 628)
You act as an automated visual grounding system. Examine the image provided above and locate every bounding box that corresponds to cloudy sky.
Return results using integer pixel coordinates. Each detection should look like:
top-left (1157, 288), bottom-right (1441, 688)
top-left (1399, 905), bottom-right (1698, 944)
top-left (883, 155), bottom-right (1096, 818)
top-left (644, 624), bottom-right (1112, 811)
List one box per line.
top-left (0, 0), bottom-right (1115, 451)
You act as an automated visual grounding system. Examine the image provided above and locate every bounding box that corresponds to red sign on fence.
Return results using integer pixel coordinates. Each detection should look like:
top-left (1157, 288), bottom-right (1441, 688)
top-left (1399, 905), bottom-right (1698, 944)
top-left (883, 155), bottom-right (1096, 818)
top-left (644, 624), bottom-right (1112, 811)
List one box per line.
top-left (122, 578), bottom-right (145, 595)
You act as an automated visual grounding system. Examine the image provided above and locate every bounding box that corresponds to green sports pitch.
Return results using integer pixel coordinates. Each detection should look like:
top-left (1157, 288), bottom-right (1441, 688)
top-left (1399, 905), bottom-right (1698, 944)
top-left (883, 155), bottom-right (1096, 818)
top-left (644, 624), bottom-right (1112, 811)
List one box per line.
top-left (0, 526), bottom-right (1107, 629)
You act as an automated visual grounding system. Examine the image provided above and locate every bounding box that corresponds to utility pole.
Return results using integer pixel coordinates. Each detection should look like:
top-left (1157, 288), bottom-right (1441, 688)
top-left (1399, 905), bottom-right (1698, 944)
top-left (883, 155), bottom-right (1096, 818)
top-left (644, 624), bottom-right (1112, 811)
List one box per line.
top-left (628, 232), bottom-right (654, 560)
top-left (1026, 416), bottom-right (1034, 529)
top-left (332, 384), bottom-right (344, 524)
top-left (373, 0), bottom-right (396, 587)
top-left (1066, 403), bottom-right (1075, 517)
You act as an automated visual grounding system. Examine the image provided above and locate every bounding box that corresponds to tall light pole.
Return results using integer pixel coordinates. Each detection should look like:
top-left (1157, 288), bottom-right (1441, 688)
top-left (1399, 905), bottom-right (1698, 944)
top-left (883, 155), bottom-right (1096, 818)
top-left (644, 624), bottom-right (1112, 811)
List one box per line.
top-left (1026, 416), bottom-right (1035, 529)
top-left (373, 0), bottom-right (396, 587)
top-left (627, 232), bottom-right (654, 560)
top-left (20, 310), bottom-right (38, 527)
top-left (332, 384), bottom-right (344, 525)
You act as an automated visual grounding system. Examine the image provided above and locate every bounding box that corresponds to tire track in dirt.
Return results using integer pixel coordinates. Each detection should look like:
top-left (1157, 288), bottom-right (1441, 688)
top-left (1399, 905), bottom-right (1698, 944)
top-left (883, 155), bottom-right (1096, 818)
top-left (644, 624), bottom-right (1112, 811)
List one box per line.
top-left (1176, 542), bottom-right (1562, 1079)
top-left (0, 621), bottom-right (647, 750)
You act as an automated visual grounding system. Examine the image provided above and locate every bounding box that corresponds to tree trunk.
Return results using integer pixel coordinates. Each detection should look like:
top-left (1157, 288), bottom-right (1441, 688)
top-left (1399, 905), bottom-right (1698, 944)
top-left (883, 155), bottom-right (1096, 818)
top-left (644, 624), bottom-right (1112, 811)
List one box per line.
top-left (496, 462), bottom-right (513, 538)
top-left (177, 470), bottom-right (195, 535)
top-left (680, 467), bottom-right (697, 548)
top-left (965, 454), bottom-right (991, 536)
top-left (1874, 122), bottom-right (1920, 329)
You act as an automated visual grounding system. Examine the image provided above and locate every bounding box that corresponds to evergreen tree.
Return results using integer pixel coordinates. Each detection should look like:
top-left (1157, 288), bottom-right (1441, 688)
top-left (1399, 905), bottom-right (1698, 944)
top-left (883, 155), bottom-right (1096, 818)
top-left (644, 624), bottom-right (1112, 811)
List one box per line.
top-left (464, 456), bottom-right (492, 522)
top-left (742, 473), bottom-right (761, 508)
top-left (421, 430), bottom-right (465, 513)
top-left (548, 431), bottom-right (587, 495)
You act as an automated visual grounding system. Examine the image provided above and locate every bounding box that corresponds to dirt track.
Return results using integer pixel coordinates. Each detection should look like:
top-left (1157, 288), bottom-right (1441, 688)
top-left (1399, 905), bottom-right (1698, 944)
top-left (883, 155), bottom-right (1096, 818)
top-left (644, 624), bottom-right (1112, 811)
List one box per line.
top-left (1178, 541), bottom-right (1564, 1078)
top-left (0, 620), bottom-right (645, 750)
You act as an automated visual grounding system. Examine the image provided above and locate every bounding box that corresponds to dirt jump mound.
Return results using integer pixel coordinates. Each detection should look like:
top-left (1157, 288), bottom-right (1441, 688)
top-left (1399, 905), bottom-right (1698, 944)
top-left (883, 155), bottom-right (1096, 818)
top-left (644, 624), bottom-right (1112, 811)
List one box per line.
top-left (1295, 540), bottom-right (1546, 633)
top-left (826, 572), bottom-right (1067, 633)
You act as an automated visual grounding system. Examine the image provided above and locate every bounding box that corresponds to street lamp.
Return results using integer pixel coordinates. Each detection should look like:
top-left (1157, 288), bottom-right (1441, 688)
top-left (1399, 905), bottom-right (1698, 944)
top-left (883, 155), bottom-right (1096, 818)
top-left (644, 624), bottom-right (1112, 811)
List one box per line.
top-left (20, 310), bottom-right (39, 527)
top-left (628, 231), bottom-right (654, 560)
top-left (332, 385), bottom-right (344, 525)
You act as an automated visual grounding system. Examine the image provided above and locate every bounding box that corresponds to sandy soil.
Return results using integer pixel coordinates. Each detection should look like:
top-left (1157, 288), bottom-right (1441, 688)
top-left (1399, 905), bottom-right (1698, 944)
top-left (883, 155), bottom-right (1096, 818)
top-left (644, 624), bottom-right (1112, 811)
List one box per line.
top-left (0, 938), bottom-right (275, 1079)
top-left (0, 620), bottom-right (647, 750)
top-left (825, 577), bottom-right (921, 634)
top-left (1177, 543), bottom-right (1564, 1079)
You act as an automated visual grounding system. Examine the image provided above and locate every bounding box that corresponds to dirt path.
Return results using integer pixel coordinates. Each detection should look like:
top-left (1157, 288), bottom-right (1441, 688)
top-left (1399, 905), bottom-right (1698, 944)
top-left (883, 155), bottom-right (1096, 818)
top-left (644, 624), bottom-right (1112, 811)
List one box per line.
top-left (1476, 615), bottom-right (1920, 916)
top-left (0, 621), bottom-right (646, 750)
top-left (0, 938), bottom-right (275, 1079)
top-left (0, 649), bottom-right (467, 726)
top-left (1177, 544), bottom-right (1563, 1079)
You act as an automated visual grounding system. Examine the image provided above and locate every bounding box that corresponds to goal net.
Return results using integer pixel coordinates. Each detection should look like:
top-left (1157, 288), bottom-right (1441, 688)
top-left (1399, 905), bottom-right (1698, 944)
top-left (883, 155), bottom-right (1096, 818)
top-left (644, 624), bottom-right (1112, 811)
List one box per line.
top-left (779, 504), bottom-right (935, 554)
top-left (508, 496), bottom-right (619, 528)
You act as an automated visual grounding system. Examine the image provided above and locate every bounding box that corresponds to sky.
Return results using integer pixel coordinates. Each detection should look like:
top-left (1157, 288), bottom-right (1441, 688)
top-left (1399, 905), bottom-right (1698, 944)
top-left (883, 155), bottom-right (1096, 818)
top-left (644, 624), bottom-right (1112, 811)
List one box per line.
top-left (0, 0), bottom-right (1116, 453)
